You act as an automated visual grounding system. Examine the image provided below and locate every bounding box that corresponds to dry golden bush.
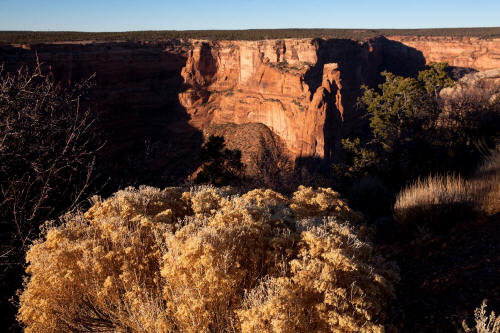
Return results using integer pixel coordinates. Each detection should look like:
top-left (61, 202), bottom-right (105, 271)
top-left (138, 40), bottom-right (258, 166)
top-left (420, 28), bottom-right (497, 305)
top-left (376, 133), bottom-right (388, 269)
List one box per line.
top-left (237, 218), bottom-right (398, 333)
top-left (241, 189), bottom-right (288, 208)
top-left (18, 186), bottom-right (398, 333)
top-left (161, 196), bottom-right (295, 333)
top-left (291, 186), bottom-right (364, 222)
top-left (18, 186), bottom-right (184, 333)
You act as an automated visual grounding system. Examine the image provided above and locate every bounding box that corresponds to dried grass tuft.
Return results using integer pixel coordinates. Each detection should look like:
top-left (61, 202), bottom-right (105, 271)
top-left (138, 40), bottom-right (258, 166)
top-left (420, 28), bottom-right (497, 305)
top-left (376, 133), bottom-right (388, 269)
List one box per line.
top-left (394, 145), bottom-right (500, 232)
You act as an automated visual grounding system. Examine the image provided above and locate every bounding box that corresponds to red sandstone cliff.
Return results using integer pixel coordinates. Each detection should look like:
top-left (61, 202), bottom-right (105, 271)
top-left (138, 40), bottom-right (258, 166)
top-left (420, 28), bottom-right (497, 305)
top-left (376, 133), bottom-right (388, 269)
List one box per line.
top-left (1, 36), bottom-right (499, 179)
top-left (388, 36), bottom-right (500, 71)
top-left (179, 39), bottom-right (344, 160)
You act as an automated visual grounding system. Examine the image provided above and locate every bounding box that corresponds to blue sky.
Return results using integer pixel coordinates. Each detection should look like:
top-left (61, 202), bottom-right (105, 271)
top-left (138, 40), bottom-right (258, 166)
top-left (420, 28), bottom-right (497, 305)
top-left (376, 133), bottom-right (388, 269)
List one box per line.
top-left (0, 0), bottom-right (499, 31)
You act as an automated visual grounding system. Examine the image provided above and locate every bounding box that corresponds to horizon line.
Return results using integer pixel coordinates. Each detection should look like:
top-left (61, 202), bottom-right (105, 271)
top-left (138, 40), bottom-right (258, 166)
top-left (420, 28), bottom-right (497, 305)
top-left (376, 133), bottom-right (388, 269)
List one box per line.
top-left (1, 26), bottom-right (500, 33)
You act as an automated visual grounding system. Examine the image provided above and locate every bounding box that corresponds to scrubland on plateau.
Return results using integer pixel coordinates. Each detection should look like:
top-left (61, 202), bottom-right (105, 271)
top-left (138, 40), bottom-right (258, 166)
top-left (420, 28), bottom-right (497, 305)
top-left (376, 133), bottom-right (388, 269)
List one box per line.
top-left (2, 27), bottom-right (500, 44)
top-left (18, 144), bottom-right (500, 333)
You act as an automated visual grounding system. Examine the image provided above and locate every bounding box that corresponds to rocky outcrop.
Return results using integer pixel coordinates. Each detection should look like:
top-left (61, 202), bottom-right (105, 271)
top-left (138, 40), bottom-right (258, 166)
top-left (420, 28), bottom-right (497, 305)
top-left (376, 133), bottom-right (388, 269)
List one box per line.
top-left (203, 122), bottom-right (288, 177)
top-left (441, 68), bottom-right (500, 100)
top-left (456, 68), bottom-right (500, 88)
top-left (179, 38), bottom-right (386, 164)
top-left (180, 39), bottom-right (341, 160)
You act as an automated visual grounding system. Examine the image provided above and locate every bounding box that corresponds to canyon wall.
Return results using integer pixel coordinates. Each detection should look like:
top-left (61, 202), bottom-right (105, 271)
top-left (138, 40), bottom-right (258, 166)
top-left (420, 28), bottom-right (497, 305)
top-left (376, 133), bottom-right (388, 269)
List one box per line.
top-left (0, 41), bottom-right (203, 183)
top-left (1, 36), bottom-right (499, 181)
top-left (178, 38), bottom-right (379, 162)
top-left (388, 36), bottom-right (500, 71)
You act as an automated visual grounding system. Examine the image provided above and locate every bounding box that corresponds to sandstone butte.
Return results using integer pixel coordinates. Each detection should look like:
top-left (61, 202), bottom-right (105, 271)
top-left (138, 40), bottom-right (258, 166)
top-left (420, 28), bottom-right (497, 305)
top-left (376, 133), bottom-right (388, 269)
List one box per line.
top-left (1, 36), bottom-right (499, 176)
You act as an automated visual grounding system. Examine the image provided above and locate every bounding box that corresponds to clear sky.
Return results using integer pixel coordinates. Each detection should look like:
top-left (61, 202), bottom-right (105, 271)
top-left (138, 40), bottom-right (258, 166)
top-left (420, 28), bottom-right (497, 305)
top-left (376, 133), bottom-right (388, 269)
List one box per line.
top-left (0, 0), bottom-right (499, 32)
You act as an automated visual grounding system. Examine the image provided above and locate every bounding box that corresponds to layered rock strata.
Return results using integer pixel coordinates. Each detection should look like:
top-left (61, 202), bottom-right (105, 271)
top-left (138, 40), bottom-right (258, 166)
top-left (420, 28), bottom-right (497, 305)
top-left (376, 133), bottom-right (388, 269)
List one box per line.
top-left (179, 39), bottom-right (347, 161)
top-left (388, 36), bottom-right (500, 71)
top-left (1, 36), bottom-right (499, 178)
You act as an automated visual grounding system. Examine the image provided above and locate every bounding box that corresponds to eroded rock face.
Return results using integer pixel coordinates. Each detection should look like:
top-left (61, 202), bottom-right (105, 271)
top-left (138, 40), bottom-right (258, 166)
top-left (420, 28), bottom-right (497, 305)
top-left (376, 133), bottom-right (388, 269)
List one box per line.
top-left (179, 39), bottom-right (382, 163)
top-left (181, 40), bottom-right (329, 159)
top-left (203, 122), bottom-right (288, 177)
top-left (1, 36), bottom-right (499, 180)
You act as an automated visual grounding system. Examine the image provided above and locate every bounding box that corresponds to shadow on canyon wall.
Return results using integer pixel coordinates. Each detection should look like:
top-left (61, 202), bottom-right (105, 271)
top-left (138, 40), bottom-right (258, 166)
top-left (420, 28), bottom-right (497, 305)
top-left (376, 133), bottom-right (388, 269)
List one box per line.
top-left (377, 36), bottom-right (427, 77)
top-left (297, 36), bottom-right (430, 173)
top-left (1, 37), bottom-right (478, 183)
top-left (0, 42), bottom-right (204, 191)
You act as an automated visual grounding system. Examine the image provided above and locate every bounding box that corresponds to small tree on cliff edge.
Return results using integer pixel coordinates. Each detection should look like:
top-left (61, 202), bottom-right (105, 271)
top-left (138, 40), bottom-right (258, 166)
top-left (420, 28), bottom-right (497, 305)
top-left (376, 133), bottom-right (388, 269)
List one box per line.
top-left (335, 73), bottom-right (436, 184)
top-left (337, 62), bottom-right (499, 186)
top-left (195, 135), bottom-right (244, 186)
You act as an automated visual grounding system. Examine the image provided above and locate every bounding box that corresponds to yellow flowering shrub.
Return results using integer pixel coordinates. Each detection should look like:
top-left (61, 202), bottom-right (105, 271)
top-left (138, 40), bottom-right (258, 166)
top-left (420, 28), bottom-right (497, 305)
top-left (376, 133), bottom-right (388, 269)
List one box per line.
top-left (237, 219), bottom-right (398, 333)
top-left (161, 197), bottom-right (295, 333)
top-left (241, 189), bottom-right (288, 208)
top-left (18, 186), bottom-right (397, 333)
top-left (18, 186), bottom-right (181, 333)
top-left (291, 186), bottom-right (364, 223)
